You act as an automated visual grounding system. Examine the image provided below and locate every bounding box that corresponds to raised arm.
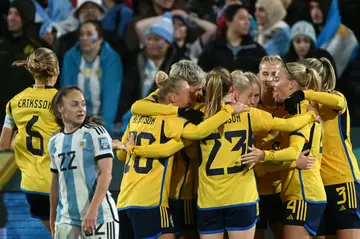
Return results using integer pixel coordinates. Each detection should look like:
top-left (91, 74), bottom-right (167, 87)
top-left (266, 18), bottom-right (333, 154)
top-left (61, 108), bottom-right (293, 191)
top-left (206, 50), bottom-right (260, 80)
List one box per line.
top-left (304, 90), bottom-right (347, 114)
top-left (181, 104), bottom-right (234, 140)
top-left (128, 139), bottom-right (191, 158)
top-left (135, 16), bottom-right (162, 44)
top-left (250, 107), bottom-right (316, 133)
top-left (131, 92), bottom-right (179, 116)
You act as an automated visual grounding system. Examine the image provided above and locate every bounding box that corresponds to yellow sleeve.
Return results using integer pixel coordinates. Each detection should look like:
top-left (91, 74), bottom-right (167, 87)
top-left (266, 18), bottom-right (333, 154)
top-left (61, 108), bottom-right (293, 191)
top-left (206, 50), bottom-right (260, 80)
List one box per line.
top-left (128, 139), bottom-right (191, 158)
top-left (255, 161), bottom-right (296, 176)
top-left (130, 89), bottom-right (178, 116)
top-left (116, 125), bottom-right (130, 161)
top-left (250, 108), bottom-right (316, 133)
top-left (5, 101), bottom-right (12, 116)
top-left (304, 90), bottom-right (347, 114)
top-left (263, 124), bottom-right (310, 162)
top-left (181, 104), bottom-right (233, 140)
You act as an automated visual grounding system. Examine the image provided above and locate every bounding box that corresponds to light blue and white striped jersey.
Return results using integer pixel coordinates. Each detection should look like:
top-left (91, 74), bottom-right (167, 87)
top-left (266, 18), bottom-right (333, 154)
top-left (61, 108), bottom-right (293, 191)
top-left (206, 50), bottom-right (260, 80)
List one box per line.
top-left (49, 123), bottom-right (118, 226)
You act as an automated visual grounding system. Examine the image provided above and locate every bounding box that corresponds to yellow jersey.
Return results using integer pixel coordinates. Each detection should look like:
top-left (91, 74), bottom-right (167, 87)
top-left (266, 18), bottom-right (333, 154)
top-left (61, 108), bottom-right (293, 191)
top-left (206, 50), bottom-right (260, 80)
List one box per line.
top-left (263, 100), bottom-right (326, 203)
top-left (197, 107), bottom-right (317, 209)
top-left (304, 90), bottom-right (360, 185)
top-left (254, 101), bottom-right (287, 195)
top-left (117, 105), bottom-right (235, 209)
top-left (5, 85), bottom-right (59, 193)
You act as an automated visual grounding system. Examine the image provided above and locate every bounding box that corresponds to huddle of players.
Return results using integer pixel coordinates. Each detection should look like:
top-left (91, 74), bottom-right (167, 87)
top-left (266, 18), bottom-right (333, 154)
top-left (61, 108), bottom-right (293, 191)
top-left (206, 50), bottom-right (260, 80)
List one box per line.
top-left (1, 46), bottom-right (359, 239)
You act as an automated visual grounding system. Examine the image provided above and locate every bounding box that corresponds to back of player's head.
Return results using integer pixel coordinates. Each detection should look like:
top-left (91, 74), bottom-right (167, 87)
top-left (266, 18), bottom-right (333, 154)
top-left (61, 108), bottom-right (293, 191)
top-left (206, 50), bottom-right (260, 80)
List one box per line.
top-left (155, 71), bottom-right (186, 102)
top-left (52, 86), bottom-right (103, 127)
top-left (204, 67), bottom-right (232, 121)
top-left (12, 47), bottom-right (58, 81)
top-left (169, 60), bottom-right (206, 87)
top-left (259, 55), bottom-right (282, 70)
top-left (231, 70), bottom-right (251, 93)
top-left (283, 62), bottom-right (321, 91)
top-left (300, 57), bottom-right (336, 92)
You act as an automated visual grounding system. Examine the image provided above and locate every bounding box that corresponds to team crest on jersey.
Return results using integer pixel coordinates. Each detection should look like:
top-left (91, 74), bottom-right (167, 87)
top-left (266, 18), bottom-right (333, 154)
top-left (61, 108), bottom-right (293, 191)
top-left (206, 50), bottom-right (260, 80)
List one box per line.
top-left (79, 139), bottom-right (87, 148)
top-left (99, 137), bottom-right (110, 151)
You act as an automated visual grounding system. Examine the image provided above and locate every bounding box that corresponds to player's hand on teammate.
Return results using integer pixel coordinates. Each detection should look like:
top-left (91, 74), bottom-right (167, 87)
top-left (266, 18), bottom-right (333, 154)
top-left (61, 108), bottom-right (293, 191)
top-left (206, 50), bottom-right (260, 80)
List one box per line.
top-left (112, 139), bottom-right (127, 151)
top-left (296, 149), bottom-right (315, 170)
top-left (241, 147), bottom-right (265, 168)
top-left (229, 103), bottom-right (249, 114)
top-left (307, 102), bottom-right (321, 123)
top-left (82, 207), bottom-right (98, 234)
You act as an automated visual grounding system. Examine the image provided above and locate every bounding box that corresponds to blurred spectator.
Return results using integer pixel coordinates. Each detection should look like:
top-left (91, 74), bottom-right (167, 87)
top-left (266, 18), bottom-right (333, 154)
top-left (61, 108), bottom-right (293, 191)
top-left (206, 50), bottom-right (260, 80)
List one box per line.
top-left (117, 12), bottom-right (178, 121)
top-left (124, 0), bottom-right (177, 51)
top-left (60, 20), bottom-right (123, 133)
top-left (254, 0), bottom-right (291, 56)
top-left (55, 0), bottom-right (130, 69)
top-left (283, 21), bottom-right (335, 68)
top-left (309, 0), bottom-right (358, 77)
top-left (33, 0), bottom-right (75, 45)
top-left (0, 0), bottom-right (46, 126)
top-left (281, 0), bottom-right (312, 26)
top-left (136, 9), bottom-right (217, 63)
top-left (102, 0), bottom-right (133, 36)
top-left (198, 4), bottom-right (266, 73)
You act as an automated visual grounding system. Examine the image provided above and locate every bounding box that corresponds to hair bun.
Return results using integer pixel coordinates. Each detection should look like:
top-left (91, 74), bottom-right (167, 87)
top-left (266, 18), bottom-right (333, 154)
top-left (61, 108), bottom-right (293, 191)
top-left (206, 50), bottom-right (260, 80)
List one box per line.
top-left (155, 71), bottom-right (169, 87)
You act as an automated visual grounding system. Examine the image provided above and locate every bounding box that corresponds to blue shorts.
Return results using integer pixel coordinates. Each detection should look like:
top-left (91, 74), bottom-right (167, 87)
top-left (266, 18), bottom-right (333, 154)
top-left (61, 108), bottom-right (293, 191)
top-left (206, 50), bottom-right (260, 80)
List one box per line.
top-left (257, 193), bottom-right (283, 229)
top-left (197, 204), bottom-right (258, 235)
top-left (317, 181), bottom-right (360, 236)
top-left (24, 192), bottom-right (50, 220)
top-left (169, 199), bottom-right (197, 235)
top-left (283, 200), bottom-right (326, 236)
top-left (118, 207), bottom-right (174, 239)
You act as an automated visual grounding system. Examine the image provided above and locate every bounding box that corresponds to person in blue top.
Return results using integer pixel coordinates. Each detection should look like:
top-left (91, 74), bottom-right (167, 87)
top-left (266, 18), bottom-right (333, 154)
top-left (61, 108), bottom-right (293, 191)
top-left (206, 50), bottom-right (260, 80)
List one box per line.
top-left (61, 20), bottom-right (123, 134)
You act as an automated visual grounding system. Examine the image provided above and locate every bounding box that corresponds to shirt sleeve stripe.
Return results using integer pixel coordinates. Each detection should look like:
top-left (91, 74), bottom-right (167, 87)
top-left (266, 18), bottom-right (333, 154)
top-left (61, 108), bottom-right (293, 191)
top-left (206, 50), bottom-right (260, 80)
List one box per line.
top-left (95, 153), bottom-right (113, 161)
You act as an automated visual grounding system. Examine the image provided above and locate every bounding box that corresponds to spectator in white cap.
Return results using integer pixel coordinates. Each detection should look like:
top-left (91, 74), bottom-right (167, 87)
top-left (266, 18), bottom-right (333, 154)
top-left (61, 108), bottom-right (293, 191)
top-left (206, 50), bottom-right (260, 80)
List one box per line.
top-left (283, 20), bottom-right (335, 69)
top-left (116, 12), bottom-right (179, 129)
top-left (74, 0), bottom-right (106, 22)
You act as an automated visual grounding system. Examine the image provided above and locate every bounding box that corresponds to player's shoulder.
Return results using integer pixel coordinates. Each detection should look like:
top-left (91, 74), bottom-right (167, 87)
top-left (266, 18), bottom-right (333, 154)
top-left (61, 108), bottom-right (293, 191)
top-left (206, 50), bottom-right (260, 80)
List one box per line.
top-left (49, 130), bottom-right (62, 143)
top-left (83, 123), bottom-right (108, 136)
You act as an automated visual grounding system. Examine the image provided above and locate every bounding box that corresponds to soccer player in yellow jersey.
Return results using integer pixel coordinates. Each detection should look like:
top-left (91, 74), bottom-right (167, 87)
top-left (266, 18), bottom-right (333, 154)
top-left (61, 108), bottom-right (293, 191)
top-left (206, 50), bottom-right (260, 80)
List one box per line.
top-left (0, 48), bottom-right (60, 232)
top-left (129, 60), bottom-right (207, 239)
top-left (116, 71), bottom-right (246, 239)
top-left (242, 62), bottom-right (326, 239)
top-left (301, 58), bottom-right (360, 239)
top-left (252, 56), bottom-right (287, 239)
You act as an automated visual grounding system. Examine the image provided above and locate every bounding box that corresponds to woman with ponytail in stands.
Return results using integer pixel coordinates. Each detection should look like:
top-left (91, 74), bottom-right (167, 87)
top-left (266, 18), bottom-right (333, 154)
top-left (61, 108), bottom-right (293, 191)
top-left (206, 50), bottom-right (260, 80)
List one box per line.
top-left (0, 48), bottom-right (60, 232)
top-left (301, 57), bottom-right (360, 239)
top-left (241, 62), bottom-right (326, 239)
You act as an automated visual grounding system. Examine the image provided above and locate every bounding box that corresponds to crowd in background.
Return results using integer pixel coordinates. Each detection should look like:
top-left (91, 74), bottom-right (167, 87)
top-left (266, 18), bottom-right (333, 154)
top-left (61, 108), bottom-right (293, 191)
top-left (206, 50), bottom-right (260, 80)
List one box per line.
top-left (1, 0), bottom-right (360, 136)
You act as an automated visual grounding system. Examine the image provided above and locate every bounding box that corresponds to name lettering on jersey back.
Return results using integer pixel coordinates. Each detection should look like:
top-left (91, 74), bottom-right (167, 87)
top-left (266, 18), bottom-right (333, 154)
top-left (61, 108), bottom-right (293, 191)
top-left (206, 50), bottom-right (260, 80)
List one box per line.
top-left (226, 114), bottom-right (241, 124)
top-left (132, 115), bottom-right (156, 125)
top-left (18, 98), bottom-right (52, 109)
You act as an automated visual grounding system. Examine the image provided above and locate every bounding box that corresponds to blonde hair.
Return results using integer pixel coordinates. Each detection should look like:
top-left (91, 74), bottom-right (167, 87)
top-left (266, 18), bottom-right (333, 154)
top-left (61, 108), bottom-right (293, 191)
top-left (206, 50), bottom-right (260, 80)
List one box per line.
top-left (204, 68), bottom-right (233, 133)
top-left (300, 57), bottom-right (336, 92)
top-left (259, 55), bottom-right (282, 70)
top-left (243, 72), bottom-right (260, 89)
top-left (155, 71), bottom-right (186, 102)
top-left (12, 47), bottom-right (58, 80)
top-left (231, 70), bottom-right (252, 93)
top-left (284, 62), bottom-right (322, 91)
top-left (169, 60), bottom-right (206, 86)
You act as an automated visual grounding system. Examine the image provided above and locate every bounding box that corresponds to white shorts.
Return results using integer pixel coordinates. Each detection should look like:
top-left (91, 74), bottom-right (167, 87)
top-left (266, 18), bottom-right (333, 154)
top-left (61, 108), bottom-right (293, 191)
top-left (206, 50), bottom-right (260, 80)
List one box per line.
top-left (54, 221), bottom-right (119, 239)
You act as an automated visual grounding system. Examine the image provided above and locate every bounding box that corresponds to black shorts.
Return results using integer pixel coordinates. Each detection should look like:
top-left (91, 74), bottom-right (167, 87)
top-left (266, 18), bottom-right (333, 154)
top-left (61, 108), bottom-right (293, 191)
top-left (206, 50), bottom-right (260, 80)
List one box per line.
top-left (197, 203), bottom-right (258, 235)
top-left (118, 207), bottom-right (174, 239)
top-left (24, 192), bottom-right (50, 220)
top-left (169, 199), bottom-right (197, 235)
top-left (317, 181), bottom-right (360, 236)
top-left (283, 200), bottom-right (326, 236)
top-left (257, 193), bottom-right (283, 229)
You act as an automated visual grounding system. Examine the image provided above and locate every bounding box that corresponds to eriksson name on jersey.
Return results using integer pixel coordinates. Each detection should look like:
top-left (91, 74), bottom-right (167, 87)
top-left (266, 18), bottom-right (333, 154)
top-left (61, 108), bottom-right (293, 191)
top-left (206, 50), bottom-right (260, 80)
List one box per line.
top-left (17, 98), bottom-right (52, 109)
